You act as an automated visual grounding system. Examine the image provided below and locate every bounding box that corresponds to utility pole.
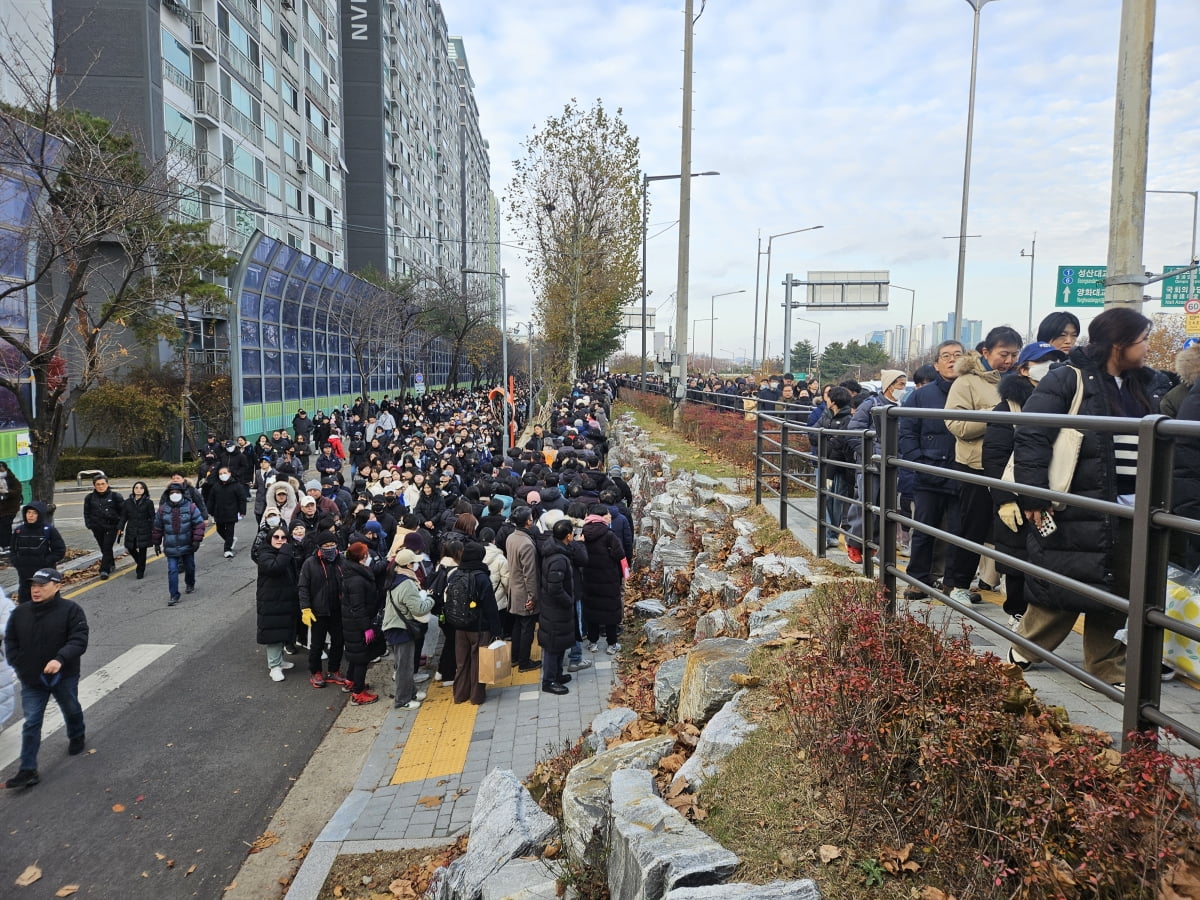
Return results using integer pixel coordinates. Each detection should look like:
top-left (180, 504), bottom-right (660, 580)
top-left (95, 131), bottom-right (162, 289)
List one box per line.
top-left (671, 0), bottom-right (695, 430)
top-left (1105, 0), bottom-right (1155, 308)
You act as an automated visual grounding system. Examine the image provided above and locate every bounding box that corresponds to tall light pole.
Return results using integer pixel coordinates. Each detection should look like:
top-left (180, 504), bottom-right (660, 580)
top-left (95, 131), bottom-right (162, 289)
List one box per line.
top-left (709, 289), bottom-right (745, 368)
top-left (641, 171), bottom-right (719, 391)
top-left (1019, 235), bottom-right (1036, 340)
top-left (1148, 189), bottom-right (1199, 304)
top-left (890, 284), bottom-right (916, 360)
top-left (794, 315), bottom-right (822, 383)
top-left (761, 226), bottom-right (823, 375)
top-left (463, 267), bottom-right (509, 454)
top-left (953, 0), bottom-right (1000, 335)
top-left (691, 317), bottom-right (716, 359)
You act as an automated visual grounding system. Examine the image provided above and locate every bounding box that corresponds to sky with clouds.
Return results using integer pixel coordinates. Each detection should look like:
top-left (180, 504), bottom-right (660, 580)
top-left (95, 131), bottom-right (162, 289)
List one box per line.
top-left (444, 0), bottom-right (1200, 365)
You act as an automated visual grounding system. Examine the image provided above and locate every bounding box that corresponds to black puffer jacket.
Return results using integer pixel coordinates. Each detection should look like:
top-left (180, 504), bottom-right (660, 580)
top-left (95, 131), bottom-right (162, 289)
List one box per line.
top-left (4, 592), bottom-right (88, 685)
top-left (580, 520), bottom-right (624, 626)
top-left (256, 543), bottom-right (298, 645)
top-left (340, 559), bottom-right (376, 665)
top-left (982, 373), bottom-right (1036, 562)
top-left (83, 488), bottom-right (123, 531)
top-left (538, 539), bottom-right (577, 653)
top-left (11, 502), bottom-right (66, 575)
top-left (1013, 348), bottom-right (1158, 612)
top-left (118, 495), bottom-right (156, 550)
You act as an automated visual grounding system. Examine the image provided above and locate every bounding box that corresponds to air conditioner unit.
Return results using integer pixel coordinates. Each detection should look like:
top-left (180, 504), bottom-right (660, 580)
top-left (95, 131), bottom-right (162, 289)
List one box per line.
top-left (294, 162), bottom-right (307, 175)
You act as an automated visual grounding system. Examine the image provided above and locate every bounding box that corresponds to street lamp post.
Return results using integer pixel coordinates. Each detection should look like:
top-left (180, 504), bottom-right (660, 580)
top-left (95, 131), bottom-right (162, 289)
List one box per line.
top-left (1019, 235), bottom-right (1036, 340)
top-left (463, 267), bottom-right (509, 454)
top-left (953, 0), bottom-right (1000, 336)
top-left (691, 317), bottom-right (716, 359)
top-left (1148, 189), bottom-right (1199, 302)
top-left (794, 315), bottom-right (821, 383)
top-left (709, 289), bottom-right (745, 369)
top-left (641, 171), bottom-right (719, 392)
top-left (761, 226), bottom-right (823, 373)
top-left (890, 284), bottom-right (916, 359)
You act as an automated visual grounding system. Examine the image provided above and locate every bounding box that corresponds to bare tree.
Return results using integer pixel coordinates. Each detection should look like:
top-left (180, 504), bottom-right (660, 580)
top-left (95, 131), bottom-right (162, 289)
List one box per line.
top-left (0, 22), bottom-right (193, 502)
top-left (347, 266), bottom-right (434, 396)
top-left (418, 273), bottom-right (496, 390)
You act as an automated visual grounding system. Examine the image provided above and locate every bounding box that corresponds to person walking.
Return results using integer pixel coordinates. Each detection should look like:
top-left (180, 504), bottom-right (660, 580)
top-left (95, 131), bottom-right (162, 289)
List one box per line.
top-left (448, 542), bottom-right (500, 705)
top-left (506, 506), bottom-right (541, 672)
top-left (255, 528), bottom-right (298, 682)
top-left (580, 504), bottom-right (626, 654)
top-left (382, 548), bottom-right (432, 709)
top-left (299, 533), bottom-right (348, 689)
top-left (204, 466), bottom-right (248, 558)
top-left (117, 481), bottom-right (156, 579)
top-left (83, 474), bottom-right (123, 579)
top-left (152, 485), bottom-right (206, 606)
top-left (539, 519), bottom-right (579, 695)
top-left (11, 503), bottom-right (66, 604)
top-left (0, 461), bottom-right (24, 558)
top-left (3, 569), bottom-right (88, 789)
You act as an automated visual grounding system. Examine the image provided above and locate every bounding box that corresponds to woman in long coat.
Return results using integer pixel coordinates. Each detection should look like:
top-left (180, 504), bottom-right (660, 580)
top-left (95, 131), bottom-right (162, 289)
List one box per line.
top-left (256, 527), bottom-right (298, 682)
top-left (580, 505), bottom-right (626, 654)
top-left (117, 481), bottom-right (156, 579)
top-left (340, 541), bottom-right (379, 704)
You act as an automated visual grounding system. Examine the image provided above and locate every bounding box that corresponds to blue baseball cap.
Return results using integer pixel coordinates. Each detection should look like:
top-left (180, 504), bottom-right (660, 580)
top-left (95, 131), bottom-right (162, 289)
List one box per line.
top-left (1016, 342), bottom-right (1066, 368)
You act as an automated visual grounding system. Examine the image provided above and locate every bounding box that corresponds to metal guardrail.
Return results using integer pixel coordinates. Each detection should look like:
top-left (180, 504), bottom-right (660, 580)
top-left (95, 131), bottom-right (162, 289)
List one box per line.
top-left (751, 401), bottom-right (1200, 752)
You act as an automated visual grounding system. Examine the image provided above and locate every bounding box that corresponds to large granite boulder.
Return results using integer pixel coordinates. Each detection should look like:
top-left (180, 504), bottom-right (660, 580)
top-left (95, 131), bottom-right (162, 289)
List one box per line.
top-left (751, 554), bottom-right (814, 585)
top-left (664, 882), bottom-right (821, 899)
top-left (747, 590), bottom-right (810, 631)
top-left (714, 492), bottom-right (752, 514)
top-left (724, 535), bottom-right (758, 571)
top-left (585, 706), bottom-right (639, 754)
top-left (481, 857), bottom-right (567, 900)
top-left (688, 565), bottom-right (729, 601)
top-left (607, 768), bottom-right (738, 900)
top-left (652, 535), bottom-right (695, 571)
top-left (676, 638), bottom-right (753, 725)
top-left (672, 690), bottom-right (758, 791)
top-left (693, 608), bottom-right (738, 641)
top-left (654, 656), bottom-right (688, 720)
top-left (691, 473), bottom-right (722, 490)
top-left (427, 769), bottom-right (556, 900)
top-left (560, 735), bottom-right (676, 861)
top-left (645, 615), bottom-right (686, 646)
top-left (634, 535), bottom-right (656, 567)
top-left (634, 599), bottom-right (669, 618)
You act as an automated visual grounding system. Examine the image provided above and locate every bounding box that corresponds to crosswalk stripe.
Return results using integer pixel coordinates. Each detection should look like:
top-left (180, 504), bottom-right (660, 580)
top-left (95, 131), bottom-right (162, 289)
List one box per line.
top-left (0, 643), bottom-right (174, 771)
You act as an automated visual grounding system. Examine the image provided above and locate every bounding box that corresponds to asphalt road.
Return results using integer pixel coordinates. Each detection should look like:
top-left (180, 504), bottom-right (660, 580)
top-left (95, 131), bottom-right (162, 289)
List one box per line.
top-left (0, 516), bottom-right (347, 899)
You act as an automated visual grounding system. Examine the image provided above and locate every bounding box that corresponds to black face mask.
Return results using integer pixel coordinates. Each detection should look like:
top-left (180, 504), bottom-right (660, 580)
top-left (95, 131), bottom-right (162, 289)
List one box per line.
top-left (320, 547), bottom-right (338, 561)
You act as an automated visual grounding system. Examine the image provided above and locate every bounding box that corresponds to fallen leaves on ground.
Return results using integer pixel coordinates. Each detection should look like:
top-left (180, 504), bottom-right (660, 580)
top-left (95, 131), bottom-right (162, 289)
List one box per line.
top-left (248, 831), bottom-right (280, 854)
top-left (111, 804), bottom-right (125, 813)
top-left (416, 795), bottom-right (442, 809)
top-left (818, 844), bottom-right (842, 864)
top-left (16, 864), bottom-right (42, 886)
top-left (879, 842), bottom-right (919, 875)
top-left (54, 886), bottom-right (79, 897)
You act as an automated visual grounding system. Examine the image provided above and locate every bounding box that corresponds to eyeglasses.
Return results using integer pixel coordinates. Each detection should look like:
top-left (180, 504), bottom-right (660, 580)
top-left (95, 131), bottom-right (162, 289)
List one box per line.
top-left (270, 535), bottom-right (288, 542)
top-left (938, 352), bottom-right (963, 361)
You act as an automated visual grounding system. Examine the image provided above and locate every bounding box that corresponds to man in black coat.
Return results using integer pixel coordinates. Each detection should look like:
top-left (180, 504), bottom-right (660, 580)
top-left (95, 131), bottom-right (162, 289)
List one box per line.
top-left (4, 568), bottom-right (88, 788)
top-left (82, 474), bottom-right (123, 579)
top-left (538, 520), bottom-right (578, 695)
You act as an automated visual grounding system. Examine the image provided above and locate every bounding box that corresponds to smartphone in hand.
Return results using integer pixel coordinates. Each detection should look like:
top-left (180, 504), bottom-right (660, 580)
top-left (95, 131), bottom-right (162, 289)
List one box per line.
top-left (1036, 510), bottom-right (1057, 538)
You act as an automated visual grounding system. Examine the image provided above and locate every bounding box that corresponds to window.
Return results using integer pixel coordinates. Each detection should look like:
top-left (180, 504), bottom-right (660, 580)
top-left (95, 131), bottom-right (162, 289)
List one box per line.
top-left (163, 104), bottom-right (194, 144)
top-left (280, 26), bottom-right (296, 59)
top-left (262, 59), bottom-right (277, 92)
top-left (263, 113), bottom-right (279, 145)
top-left (283, 131), bottom-right (301, 160)
top-left (260, 1), bottom-right (273, 30)
top-left (161, 28), bottom-right (192, 78)
top-left (282, 79), bottom-right (298, 111)
top-left (266, 168), bottom-right (281, 199)
top-left (286, 183), bottom-right (302, 211)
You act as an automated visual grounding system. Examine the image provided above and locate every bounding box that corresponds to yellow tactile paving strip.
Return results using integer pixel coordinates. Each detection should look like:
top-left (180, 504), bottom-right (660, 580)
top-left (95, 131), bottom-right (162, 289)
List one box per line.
top-left (389, 664), bottom-right (544, 785)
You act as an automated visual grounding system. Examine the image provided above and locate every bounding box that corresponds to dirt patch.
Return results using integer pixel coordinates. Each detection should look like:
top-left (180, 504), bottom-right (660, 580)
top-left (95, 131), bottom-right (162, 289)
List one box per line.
top-left (317, 837), bottom-right (466, 900)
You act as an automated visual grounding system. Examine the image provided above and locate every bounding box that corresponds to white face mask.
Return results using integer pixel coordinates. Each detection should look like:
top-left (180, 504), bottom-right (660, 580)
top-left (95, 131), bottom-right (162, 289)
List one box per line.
top-left (169, 492), bottom-right (183, 503)
top-left (219, 473), bottom-right (230, 482)
top-left (1027, 361), bottom-right (1053, 382)
top-left (266, 515), bottom-right (281, 526)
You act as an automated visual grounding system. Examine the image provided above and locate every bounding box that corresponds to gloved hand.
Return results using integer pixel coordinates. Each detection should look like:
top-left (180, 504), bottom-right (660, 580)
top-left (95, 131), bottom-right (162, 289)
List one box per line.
top-left (301, 608), bottom-right (317, 628)
top-left (998, 502), bottom-right (1023, 533)
top-left (192, 542), bottom-right (201, 553)
top-left (153, 544), bottom-right (162, 556)
top-left (363, 628), bottom-right (376, 645)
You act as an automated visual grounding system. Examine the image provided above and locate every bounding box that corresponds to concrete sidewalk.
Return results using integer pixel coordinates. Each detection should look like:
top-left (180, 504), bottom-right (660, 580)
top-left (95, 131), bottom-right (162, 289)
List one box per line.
top-left (286, 640), bottom-right (618, 899)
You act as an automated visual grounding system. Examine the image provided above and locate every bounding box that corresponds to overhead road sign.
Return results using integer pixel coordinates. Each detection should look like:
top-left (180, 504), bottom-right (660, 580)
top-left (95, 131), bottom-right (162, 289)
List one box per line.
top-left (801, 271), bottom-right (890, 310)
top-left (1056, 266), bottom-right (1106, 307)
top-left (1161, 264), bottom-right (1199, 308)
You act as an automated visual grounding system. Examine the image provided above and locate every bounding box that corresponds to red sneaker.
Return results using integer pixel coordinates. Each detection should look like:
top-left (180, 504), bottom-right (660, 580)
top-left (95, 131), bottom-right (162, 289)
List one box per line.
top-left (309, 672), bottom-right (325, 689)
top-left (325, 670), bottom-right (351, 687)
top-left (351, 690), bottom-right (379, 705)
top-left (846, 546), bottom-right (864, 564)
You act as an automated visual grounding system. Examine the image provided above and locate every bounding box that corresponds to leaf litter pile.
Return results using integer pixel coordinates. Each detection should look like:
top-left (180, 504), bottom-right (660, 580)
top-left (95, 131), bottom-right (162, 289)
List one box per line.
top-left (316, 836), bottom-right (467, 900)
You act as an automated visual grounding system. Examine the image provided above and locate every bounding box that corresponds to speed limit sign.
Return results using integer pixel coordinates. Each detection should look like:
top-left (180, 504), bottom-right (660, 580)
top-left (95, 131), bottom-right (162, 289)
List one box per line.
top-left (1185, 298), bottom-right (1200, 315)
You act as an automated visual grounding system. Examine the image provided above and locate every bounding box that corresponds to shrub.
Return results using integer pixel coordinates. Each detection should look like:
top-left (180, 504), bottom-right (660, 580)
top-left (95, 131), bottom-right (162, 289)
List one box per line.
top-left (772, 580), bottom-right (1200, 898)
top-left (55, 454), bottom-right (156, 480)
top-left (620, 389), bottom-right (758, 472)
top-left (136, 460), bottom-right (199, 478)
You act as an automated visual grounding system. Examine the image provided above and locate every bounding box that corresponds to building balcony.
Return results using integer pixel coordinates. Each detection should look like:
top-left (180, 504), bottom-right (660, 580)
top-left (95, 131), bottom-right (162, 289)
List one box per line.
top-left (193, 80), bottom-right (221, 125)
top-left (196, 150), bottom-right (225, 192)
top-left (305, 122), bottom-right (334, 161)
top-left (190, 13), bottom-right (218, 61)
top-left (162, 59), bottom-right (193, 94)
top-left (304, 70), bottom-right (330, 116)
top-left (225, 168), bottom-right (266, 207)
top-left (187, 348), bottom-right (230, 377)
top-left (221, 0), bottom-right (259, 33)
top-left (221, 98), bottom-right (264, 148)
top-left (219, 33), bottom-right (261, 87)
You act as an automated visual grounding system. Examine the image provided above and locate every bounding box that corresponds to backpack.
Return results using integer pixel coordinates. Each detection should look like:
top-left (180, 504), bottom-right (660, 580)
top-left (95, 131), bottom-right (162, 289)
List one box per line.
top-left (442, 569), bottom-right (479, 630)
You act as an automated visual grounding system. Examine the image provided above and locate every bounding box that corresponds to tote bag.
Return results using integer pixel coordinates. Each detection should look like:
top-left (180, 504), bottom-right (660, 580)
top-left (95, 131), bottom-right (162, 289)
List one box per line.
top-left (1002, 366), bottom-right (1084, 511)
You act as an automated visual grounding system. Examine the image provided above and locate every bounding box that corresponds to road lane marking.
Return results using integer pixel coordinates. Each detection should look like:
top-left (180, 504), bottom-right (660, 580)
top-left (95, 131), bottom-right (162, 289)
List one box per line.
top-left (389, 666), bottom-right (540, 785)
top-left (0, 643), bottom-right (175, 771)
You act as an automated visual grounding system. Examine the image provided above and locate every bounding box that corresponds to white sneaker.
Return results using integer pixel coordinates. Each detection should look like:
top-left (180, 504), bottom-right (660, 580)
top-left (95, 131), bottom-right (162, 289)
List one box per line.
top-left (949, 588), bottom-right (977, 606)
top-left (415, 690), bottom-right (427, 701)
top-left (279, 660), bottom-right (295, 670)
top-left (588, 643), bottom-right (598, 653)
top-left (413, 672), bottom-right (431, 683)
top-left (606, 642), bottom-right (621, 655)
top-left (269, 666), bottom-right (285, 682)
top-left (322, 650), bottom-right (329, 660)
top-left (441, 679), bottom-right (454, 687)
top-left (399, 700), bottom-right (421, 709)
top-left (224, 550), bottom-right (234, 559)
top-left (434, 672), bottom-right (444, 681)
top-left (567, 659), bottom-right (593, 672)
top-left (1006, 614), bottom-right (1023, 629)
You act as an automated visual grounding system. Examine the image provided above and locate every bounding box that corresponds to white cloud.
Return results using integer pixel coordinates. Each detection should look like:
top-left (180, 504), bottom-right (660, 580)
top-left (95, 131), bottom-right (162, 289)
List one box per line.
top-left (446, 0), bottom-right (1200, 363)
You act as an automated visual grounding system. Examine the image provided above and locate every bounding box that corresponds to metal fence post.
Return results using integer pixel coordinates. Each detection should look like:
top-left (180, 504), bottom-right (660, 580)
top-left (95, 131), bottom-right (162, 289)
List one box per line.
top-left (861, 429), bottom-right (875, 579)
top-left (1123, 415), bottom-right (1174, 746)
top-left (779, 413), bottom-right (790, 530)
top-left (754, 412), bottom-right (763, 507)
top-left (815, 427), bottom-right (827, 557)
top-left (878, 406), bottom-right (899, 613)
